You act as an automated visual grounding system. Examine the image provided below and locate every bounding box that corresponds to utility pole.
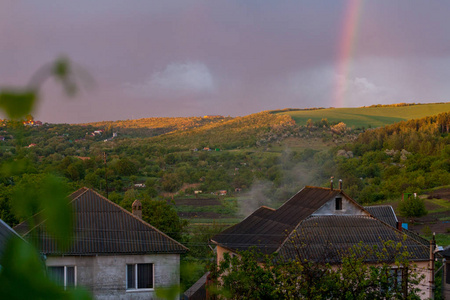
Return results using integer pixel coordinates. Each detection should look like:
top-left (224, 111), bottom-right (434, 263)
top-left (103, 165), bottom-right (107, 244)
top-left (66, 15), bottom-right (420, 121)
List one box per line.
top-left (104, 152), bottom-right (109, 199)
top-left (429, 233), bottom-right (436, 299)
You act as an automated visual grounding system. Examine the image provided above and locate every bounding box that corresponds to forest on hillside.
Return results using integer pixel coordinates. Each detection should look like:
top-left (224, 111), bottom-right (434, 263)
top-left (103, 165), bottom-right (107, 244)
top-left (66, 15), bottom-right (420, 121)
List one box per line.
top-left (1, 110), bottom-right (450, 227)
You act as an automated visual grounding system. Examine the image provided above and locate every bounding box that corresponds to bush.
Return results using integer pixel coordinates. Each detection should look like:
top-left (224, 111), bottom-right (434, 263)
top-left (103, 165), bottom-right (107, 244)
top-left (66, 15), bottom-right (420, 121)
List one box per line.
top-left (398, 195), bottom-right (427, 218)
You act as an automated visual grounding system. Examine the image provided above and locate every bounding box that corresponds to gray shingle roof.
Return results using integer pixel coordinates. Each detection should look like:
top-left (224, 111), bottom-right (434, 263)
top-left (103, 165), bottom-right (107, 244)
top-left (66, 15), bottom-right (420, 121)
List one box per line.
top-left (278, 215), bottom-right (430, 263)
top-left (442, 246), bottom-right (450, 258)
top-left (212, 186), bottom-right (344, 254)
top-left (0, 218), bottom-right (23, 257)
top-left (14, 188), bottom-right (188, 255)
top-left (212, 186), bottom-right (430, 262)
top-left (364, 205), bottom-right (398, 228)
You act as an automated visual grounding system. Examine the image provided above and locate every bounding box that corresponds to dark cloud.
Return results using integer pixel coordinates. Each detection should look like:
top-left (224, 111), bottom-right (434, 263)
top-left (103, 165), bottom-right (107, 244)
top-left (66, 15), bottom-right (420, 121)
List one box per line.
top-left (1, 1), bottom-right (450, 123)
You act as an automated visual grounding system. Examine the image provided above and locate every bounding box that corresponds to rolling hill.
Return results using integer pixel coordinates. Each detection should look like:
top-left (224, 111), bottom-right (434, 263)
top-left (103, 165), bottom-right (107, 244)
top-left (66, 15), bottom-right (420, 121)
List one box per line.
top-left (273, 102), bottom-right (450, 128)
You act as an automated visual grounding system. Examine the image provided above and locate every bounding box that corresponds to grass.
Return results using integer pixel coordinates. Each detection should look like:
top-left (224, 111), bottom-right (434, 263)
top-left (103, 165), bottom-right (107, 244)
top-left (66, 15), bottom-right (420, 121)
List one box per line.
top-left (426, 198), bottom-right (450, 213)
top-left (422, 234), bottom-right (450, 247)
top-left (274, 103), bottom-right (450, 128)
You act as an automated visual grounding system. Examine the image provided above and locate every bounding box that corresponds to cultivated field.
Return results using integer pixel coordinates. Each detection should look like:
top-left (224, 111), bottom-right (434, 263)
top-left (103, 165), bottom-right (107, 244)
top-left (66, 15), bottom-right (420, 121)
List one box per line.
top-left (274, 103), bottom-right (450, 128)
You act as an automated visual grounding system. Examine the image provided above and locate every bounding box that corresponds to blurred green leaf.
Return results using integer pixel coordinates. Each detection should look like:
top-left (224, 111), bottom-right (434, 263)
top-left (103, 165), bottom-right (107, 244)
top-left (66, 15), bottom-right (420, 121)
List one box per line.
top-left (52, 58), bottom-right (77, 96)
top-left (41, 175), bottom-right (73, 250)
top-left (1, 159), bottom-right (31, 177)
top-left (12, 174), bottom-right (73, 251)
top-left (0, 236), bottom-right (66, 299)
top-left (0, 90), bottom-right (37, 120)
top-left (0, 236), bottom-right (92, 300)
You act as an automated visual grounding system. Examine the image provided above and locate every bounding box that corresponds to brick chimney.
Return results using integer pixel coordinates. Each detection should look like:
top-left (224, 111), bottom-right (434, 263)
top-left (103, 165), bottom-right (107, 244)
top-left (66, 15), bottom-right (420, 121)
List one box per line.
top-left (132, 199), bottom-right (142, 219)
top-left (397, 221), bottom-right (402, 232)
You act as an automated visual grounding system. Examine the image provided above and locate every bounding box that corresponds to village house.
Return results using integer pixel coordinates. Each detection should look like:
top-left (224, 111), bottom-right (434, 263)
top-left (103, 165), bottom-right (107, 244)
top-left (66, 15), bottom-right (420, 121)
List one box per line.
top-left (0, 218), bottom-right (24, 259)
top-left (211, 184), bottom-right (435, 299)
top-left (443, 247), bottom-right (450, 299)
top-left (14, 188), bottom-right (188, 299)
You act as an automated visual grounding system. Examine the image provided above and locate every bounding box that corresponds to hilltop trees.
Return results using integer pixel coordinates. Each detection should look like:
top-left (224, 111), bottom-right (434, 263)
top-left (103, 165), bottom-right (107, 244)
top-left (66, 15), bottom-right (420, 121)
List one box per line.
top-left (331, 111), bottom-right (450, 202)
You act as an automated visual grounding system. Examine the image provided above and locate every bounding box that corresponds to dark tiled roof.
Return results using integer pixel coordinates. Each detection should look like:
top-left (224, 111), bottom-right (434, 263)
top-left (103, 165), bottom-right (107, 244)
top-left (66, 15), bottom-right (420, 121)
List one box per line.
top-left (15, 188), bottom-right (188, 255)
top-left (212, 186), bottom-right (430, 262)
top-left (363, 205), bottom-right (431, 247)
top-left (0, 219), bottom-right (23, 257)
top-left (278, 215), bottom-right (430, 263)
top-left (212, 187), bottom-right (343, 254)
top-left (364, 205), bottom-right (398, 228)
top-left (442, 246), bottom-right (450, 258)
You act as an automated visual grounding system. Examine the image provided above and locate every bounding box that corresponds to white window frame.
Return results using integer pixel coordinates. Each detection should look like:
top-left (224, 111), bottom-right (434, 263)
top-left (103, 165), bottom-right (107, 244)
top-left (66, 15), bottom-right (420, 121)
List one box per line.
top-left (126, 263), bottom-right (154, 291)
top-left (47, 265), bottom-right (77, 289)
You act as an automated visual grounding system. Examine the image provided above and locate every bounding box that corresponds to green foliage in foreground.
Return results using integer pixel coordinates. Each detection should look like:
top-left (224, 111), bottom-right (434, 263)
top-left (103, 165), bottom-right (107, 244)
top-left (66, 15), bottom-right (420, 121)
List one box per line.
top-left (209, 242), bottom-right (424, 300)
top-left (0, 58), bottom-right (94, 299)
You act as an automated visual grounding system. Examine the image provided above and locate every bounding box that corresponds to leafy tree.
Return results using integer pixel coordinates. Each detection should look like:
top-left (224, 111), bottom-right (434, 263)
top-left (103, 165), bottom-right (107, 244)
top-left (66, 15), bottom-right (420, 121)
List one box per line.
top-left (114, 158), bottom-right (137, 176)
top-left (209, 241), bottom-right (424, 299)
top-left (398, 195), bottom-right (428, 218)
top-left (141, 199), bottom-right (188, 241)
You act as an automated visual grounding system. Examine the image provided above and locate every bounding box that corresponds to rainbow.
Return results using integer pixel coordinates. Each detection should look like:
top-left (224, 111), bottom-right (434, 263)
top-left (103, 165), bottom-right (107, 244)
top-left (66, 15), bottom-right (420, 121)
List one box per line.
top-left (333, 0), bottom-right (364, 107)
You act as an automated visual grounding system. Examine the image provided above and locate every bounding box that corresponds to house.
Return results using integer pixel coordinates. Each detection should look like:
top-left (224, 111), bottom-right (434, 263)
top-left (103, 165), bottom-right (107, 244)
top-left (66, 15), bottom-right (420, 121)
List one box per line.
top-left (14, 188), bottom-right (188, 299)
top-left (442, 247), bottom-right (450, 299)
top-left (0, 218), bottom-right (25, 259)
top-left (211, 185), bottom-right (434, 299)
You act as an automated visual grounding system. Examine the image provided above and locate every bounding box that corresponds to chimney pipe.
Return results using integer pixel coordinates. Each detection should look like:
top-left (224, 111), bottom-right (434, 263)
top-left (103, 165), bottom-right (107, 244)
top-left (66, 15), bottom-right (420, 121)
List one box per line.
top-left (330, 179), bottom-right (333, 191)
top-left (339, 179), bottom-right (342, 190)
top-left (132, 199), bottom-right (143, 219)
top-left (397, 221), bottom-right (402, 232)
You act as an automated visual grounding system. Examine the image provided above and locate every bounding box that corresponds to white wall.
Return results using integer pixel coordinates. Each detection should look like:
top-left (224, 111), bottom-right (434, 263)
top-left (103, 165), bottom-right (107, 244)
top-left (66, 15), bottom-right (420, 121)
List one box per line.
top-left (46, 254), bottom-right (180, 300)
top-left (312, 195), bottom-right (368, 216)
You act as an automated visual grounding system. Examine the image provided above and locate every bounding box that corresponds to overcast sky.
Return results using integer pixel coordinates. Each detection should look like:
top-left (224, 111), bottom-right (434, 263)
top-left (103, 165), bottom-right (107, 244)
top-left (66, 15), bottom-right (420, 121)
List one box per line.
top-left (1, 1), bottom-right (450, 123)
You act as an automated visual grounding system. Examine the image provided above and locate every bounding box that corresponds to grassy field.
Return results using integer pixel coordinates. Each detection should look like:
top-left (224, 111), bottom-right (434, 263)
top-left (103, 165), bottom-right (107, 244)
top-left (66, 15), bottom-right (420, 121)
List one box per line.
top-left (274, 103), bottom-right (450, 128)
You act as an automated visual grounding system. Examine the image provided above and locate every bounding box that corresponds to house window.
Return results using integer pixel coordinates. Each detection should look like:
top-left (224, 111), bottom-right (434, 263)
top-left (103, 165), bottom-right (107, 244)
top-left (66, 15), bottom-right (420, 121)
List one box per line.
top-left (48, 266), bottom-right (76, 288)
top-left (384, 267), bottom-right (406, 293)
top-left (335, 197), bottom-right (342, 210)
top-left (126, 263), bottom-right (154, 290)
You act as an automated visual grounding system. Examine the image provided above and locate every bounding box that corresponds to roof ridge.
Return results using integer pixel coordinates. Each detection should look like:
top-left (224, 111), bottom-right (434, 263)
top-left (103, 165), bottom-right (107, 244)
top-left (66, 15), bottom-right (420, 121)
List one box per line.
top-left (274, 189), bottom-right (373, 253)
top-left (69, 187), bottom-right (89, 203)
top-left (0, 218), bottom-right (24, 239)
top-left (79, 188), bottom-right (188, 252)
top-left (259, 206), bottom-right (275, 211)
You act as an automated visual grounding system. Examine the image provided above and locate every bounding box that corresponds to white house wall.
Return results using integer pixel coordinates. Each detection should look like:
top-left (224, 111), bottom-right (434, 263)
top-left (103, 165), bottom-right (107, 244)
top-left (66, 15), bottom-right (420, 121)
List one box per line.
top-left (311, 196), bottom-right (368, 216)
top-left (46, 254), bottom-right (180, 300)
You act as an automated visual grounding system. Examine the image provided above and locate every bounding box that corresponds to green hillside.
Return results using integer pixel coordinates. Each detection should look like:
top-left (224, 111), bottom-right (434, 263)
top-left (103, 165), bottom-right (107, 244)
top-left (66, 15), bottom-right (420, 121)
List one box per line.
top-left (273, 103), bottom-right (450, 128)
top-left (111, 112), bottom-right (296, 151)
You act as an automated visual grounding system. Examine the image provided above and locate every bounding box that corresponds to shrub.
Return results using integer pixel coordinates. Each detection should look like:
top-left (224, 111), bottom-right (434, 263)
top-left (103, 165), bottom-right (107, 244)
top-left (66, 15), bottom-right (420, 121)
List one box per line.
top-left (398, 195), bottom-right (427, 218)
